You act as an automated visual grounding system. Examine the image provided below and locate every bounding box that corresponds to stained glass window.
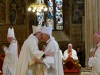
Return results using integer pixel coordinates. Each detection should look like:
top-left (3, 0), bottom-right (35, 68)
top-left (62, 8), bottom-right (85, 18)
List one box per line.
top-left (37, 0), bottom-right (45, 26)
top-left (47, 0), bottom-right (54, 29)
top-left (37, 12), bottom-right (44, 26)
top-left (37, 0), bottom-right (63, 30)
top-left (55, 0), bottom-right (63, 30)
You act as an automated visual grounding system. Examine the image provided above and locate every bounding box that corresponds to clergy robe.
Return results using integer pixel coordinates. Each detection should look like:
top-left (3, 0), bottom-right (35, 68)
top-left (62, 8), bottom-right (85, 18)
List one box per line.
top-left (90, 43), bottom-right (100, 75)
top-left (59, 50), bottom-right (63, 59)
top-left (63, 49), bottom-right (78, 60)
top-left (16, 34), bottom-right (44, 75)
top-left (42, 37), bottom-right (64, 75)
top-left (2, 40), bottom-right (18, 75)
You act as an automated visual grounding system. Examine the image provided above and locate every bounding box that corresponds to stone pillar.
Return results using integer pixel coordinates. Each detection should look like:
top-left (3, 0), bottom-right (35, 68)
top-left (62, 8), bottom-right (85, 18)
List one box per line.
top-left (5, 0), bottom-right (10, 24)
top-left (26, 0), bottom-right (29, 36)
top-left (98, 0), bottom-right (100, 31)
top-left (85, 0), bottom-right (100, 68)
top-left (82, 16), bottom-right (85, 40)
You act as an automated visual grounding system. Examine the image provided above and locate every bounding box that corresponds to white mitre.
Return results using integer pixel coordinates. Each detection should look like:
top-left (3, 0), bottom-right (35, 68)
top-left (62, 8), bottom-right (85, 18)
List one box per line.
top-left (41, 26), bottom-right (53, 37)
top-left (7, 28), bottom-right (15, 38)
top-left (32, 26), bottom-right (42, 34)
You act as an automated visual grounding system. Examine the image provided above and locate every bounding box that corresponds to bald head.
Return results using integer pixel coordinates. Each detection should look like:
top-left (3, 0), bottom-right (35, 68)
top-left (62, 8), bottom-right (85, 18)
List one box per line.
top-left (68, 44), bottom-right (72, 50)
top-left (93, 32), bottom-right (100, 44)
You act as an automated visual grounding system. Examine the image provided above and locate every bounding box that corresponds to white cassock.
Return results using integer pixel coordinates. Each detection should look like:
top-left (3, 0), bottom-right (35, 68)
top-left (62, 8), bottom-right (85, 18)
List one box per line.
top-left (88, 57), bottom-right (93, 68)
top-left (59, 50), bottom-right (63, 60)
top-left (16, 34), bottom-right (44, 75)
top-left (42, 37), bottom-right (64, 75)
top-left (2, 40), bottom-right (18, 75)
top-left (63, 49), bottom-right (78, 60)
top-left (90, 43), bottom-right (100, 75)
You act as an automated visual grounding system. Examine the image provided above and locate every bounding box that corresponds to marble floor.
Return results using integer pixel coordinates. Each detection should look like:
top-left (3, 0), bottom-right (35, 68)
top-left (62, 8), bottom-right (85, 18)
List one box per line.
top-left (81, 67), bottom-right (90, 75)
top-left (81, 72), bottom-right (90, 75)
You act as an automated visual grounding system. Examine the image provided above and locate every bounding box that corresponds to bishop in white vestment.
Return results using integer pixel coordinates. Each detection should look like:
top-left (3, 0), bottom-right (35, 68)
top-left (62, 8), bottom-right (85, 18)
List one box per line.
top-left (2, 28), bottom-right (18, 75)
top-left (41, 26), bottom-right (64, 75)
top-left (89, 32), bottom-right (100, 75)
top-left (16, 26), bottom-right (45, 75)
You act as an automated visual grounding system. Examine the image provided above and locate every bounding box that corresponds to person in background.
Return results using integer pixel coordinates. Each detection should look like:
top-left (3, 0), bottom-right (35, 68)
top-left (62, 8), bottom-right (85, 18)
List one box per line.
top-left (63, 44), bottom-right (78, 60)
top-left (2, 28), bottom-right (18, 75)
top-left (76, 47), bottom-right (83, 66)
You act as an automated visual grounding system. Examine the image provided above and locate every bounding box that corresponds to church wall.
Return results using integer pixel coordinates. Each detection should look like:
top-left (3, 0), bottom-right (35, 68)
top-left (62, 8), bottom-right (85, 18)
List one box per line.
top-left (63, 0), bottom-right (84, 41)
top-left (0, 0), bottom-right (29, 53)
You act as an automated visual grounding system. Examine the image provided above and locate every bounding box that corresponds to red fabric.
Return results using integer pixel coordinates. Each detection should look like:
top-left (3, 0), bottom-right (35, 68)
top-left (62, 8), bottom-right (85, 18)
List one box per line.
top-left (64, 61), bottom-right (75, 69)
top-left (64, 69), bottom-right (79, 73)
top-left (0, 72), bottom-right (2, 75)
top-left (64, 57), bottom-right (75, 70)
top-left (0, 58), bottom-right (3, 72)
top-left (0, 53), bottom-right (5, 59)
top-left (0, 53), bottom-right (5, 74)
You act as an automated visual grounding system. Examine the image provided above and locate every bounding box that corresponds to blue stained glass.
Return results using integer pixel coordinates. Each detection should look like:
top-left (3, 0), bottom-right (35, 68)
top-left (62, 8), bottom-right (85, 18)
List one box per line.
top-left (37, 12), bottom-right (44, 26)
top-left (48, 7), bottom-right (53, 18)
top-left (47, 0), bottom-right (54, 29)
top-left (47, 0), bottom-right (63, 30)
top-left (55, 0), bottom-right (63, 30)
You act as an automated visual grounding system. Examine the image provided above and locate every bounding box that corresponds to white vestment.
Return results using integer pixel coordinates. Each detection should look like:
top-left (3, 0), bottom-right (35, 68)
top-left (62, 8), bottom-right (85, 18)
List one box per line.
top-left (59, 50), bottom-right (63, 59)
top-left (2, 40), bottom-right (18, 75)
top-left (90, 43), bottom-right (100, 75)
top-left (16, 34), bottom-right (44, 75)
top-left (63, 49), bottom-right (78, 60)
top-left (42, 37), bottom-right (64, 75)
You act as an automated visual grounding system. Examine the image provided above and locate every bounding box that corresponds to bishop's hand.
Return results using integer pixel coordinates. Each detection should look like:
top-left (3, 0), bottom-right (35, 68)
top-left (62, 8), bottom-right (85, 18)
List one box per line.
top-left (2, 45), bottom-right (7, 49)
top-left (34, 57), bottom-right (43, 64)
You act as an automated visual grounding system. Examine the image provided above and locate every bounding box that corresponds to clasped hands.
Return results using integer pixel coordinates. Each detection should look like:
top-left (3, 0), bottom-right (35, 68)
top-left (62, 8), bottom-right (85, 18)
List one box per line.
top-left (68, 53), bottom-right (72, 57)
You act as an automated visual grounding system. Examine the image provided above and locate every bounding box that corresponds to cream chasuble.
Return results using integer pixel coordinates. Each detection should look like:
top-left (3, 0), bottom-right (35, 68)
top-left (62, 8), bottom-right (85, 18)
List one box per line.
top-left (16, 35), bottom-right (44, 75)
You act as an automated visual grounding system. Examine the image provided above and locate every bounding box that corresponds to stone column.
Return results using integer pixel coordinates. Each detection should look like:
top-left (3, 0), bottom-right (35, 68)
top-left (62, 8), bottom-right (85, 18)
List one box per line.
top-left (85, 0), bottom-right (100, 68)
top-left (98, 0), bottom-right (100, 31)
top-left (82, 16), bottom-right (85, 41)
top-left (26, 0), bottom-right (29, 36)
top-left (5, 0), bottom-right (10, 24)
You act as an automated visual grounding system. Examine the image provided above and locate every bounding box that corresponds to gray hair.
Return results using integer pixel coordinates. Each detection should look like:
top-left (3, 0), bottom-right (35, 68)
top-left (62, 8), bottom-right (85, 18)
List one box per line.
top-left (96, 32), bottom-right (100, 37)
